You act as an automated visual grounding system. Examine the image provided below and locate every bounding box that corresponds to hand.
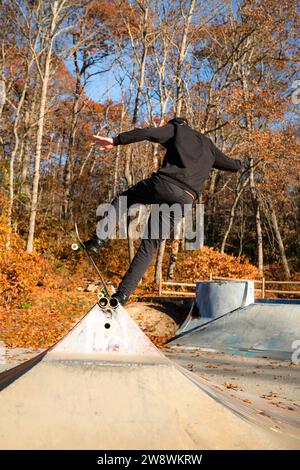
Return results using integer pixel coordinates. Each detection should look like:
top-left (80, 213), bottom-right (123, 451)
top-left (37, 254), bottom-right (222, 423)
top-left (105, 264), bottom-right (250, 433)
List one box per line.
top-left (91, 135), bottom-right (114, 151)
top-left (241, 160), bottom-right (250, 171)
top-left (241, 158), bottom-right (263, 172)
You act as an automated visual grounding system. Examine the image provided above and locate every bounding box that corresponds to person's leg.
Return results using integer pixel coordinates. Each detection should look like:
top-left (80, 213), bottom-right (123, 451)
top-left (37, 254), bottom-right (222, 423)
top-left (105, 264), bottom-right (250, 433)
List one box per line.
top-left (83, 173), bottom-right (194, 303)
top-left (83, 177), bottom-right (157, 252)
top-left (117, 187), bottom-right (191, 299)
top-left (116, 212), bottom-right (165, 299)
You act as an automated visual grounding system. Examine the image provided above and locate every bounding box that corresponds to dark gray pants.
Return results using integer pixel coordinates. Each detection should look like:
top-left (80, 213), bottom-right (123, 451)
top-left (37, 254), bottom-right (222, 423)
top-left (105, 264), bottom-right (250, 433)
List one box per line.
top-left (98, 174), bottom-right (193, 297)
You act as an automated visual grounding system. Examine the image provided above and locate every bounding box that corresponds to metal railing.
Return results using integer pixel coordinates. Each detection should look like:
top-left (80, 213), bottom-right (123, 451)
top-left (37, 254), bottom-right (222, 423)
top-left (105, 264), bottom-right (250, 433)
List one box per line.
top-left (158, 275), bottom-right (300, 298)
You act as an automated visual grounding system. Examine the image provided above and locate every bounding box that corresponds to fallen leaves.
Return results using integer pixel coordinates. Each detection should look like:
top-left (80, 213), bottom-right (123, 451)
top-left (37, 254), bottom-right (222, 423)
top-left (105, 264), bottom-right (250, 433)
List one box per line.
top-left (223, 383), bottom-right (242, 391)
top-left (0, 293), bottom-right (93, 348)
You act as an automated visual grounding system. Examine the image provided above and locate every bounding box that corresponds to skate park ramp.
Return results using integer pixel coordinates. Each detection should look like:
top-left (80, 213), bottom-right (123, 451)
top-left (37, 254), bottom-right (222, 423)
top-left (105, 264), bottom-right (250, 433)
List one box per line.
top-left (168, 300), bottom-right (300, 360)
top-left (0, 303), bottom-right (300, 450)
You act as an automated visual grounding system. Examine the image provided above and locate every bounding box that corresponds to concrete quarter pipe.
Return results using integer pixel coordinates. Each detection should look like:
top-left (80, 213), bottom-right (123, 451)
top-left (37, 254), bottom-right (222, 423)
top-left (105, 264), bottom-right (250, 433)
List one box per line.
top-left (0, 303), bottom-right (299, 449)
top-left (169, 300), bottom-right (300, 360)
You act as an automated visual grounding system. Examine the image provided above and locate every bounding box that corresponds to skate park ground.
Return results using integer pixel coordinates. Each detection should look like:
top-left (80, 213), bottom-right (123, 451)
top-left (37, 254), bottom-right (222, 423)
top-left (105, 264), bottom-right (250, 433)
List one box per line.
top-left (1, 297), bottom-right (299, 417)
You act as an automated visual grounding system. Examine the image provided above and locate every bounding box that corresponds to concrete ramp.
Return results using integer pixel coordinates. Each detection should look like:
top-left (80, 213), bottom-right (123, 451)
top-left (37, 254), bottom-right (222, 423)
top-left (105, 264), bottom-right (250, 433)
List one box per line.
top-left (169, 302), bottom-right (300, 360)
top-left (0, 303), bottom-right (299, 449)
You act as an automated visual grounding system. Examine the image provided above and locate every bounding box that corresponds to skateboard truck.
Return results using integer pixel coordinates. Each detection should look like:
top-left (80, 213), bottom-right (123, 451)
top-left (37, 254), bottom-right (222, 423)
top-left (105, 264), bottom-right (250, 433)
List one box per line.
top-left (98, 296), bottom-right (119, 310)
top-left (72, 223), bottom-right (116, 311)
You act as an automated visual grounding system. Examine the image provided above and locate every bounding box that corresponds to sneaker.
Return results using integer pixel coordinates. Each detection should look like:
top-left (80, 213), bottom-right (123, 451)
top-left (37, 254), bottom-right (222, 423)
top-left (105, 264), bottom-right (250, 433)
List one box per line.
top-left (111, 291), bottom-right (129, 306)
top-left (82, 234), bottom-right (103, 253)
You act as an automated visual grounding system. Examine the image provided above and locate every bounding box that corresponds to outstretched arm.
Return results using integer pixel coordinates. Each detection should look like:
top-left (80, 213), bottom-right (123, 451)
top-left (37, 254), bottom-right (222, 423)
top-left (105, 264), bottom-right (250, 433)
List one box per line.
top-left (112, 124), bottom-right (174, 146)
top-left (92, 124), bottom-right (174, 151)
top-left (210, 140), bottom-right (242, 172)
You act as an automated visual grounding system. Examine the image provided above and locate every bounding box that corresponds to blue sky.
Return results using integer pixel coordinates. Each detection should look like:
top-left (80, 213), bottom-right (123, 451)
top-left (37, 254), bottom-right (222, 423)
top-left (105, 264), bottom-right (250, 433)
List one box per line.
top-left (85, 68), bottom-right (121, 103)
top-left (67, 0), bottom-right (242, 106)
top-left (64, 55), bottom-right (121, 104)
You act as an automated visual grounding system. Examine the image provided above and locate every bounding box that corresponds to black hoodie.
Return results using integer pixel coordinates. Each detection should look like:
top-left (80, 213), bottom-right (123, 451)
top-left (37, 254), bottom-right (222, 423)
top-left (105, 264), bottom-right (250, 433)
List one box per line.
top-left (113, 119), bottom-right (242, 197)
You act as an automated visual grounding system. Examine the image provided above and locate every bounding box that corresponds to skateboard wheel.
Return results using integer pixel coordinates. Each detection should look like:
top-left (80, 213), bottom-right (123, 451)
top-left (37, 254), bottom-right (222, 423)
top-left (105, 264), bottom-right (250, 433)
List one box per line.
top-left (71, 243), bottom-right (79, 251)
top-left (109, 297), bottom-right (119, 309)
top-left (98, 297), bottom-right (109, 308)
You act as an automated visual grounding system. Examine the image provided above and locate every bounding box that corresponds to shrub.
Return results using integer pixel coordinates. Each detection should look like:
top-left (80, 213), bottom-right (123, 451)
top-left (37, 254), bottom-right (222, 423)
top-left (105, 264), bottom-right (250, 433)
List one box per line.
top-left (175, 246), bottom-right (260, 281)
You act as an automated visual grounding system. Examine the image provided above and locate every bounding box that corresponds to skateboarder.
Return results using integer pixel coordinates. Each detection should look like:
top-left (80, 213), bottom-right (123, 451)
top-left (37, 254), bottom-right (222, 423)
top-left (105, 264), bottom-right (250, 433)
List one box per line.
top-left (83, 117), bottom-right (244, 305)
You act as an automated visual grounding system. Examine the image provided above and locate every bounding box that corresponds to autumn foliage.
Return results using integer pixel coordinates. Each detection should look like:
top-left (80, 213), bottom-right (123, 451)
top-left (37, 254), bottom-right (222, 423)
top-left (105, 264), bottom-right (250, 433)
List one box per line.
top-left (175, 247), bottom-right (259, 282)
top-left (0, 1), bottom-right (299, 349)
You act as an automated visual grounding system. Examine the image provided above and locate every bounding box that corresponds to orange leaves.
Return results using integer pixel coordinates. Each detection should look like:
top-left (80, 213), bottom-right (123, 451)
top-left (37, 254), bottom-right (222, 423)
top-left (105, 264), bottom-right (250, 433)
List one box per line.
top-left (175, 246), bottom-right (259, 282)
top-left (0, 225), bottom-right (94, 348)
top-left (223, 383), bottom-right (240, 391)
top-left (0, 294), bottom-right (92, 349)
top-left (224, 82), bottom-right (286, 122)
top-left (0, 245), bottom-right (46, 304)
top-left (0, 199), bottom-right (48, 305)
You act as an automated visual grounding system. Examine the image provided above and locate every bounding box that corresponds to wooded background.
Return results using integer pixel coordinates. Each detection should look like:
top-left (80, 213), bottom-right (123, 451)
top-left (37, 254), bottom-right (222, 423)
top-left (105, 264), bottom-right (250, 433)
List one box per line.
top-left (0, 0), bottom-right (299, 286)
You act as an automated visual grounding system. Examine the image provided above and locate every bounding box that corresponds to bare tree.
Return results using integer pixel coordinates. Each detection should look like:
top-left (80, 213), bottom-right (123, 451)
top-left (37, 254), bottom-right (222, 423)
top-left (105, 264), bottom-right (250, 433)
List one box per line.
top-left (26, 0), bottom-right (82, 252)
top-left (167, 0), bottom-right (196, 280)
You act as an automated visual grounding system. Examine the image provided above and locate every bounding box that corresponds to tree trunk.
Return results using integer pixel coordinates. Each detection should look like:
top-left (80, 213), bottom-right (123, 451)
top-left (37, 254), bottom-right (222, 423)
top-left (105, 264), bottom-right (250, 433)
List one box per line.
top-left (62, 45), bottom-right (82, 220)
top-left (267, 197), bottom-right (291, 280)
top-left (125, 3), bottom-right (149, 263)
top-left (221, 175), bottom-right (250, 253)
top-left (0, 77), bottom-right (6, 120)
top-left (206, 169), bottom-right (217, 245)
top-left (20, 81), bottom-right (40, 200)
top-left (113, 97), bottom-right (126, 197)
top-left (19, 108), bottom-right (31, 198)
top-left (155, 240), bottom-right (166, 284)
top-left (238, 203), bottom-right (245, 257)
top-left (62, 94), bottom-right (79, 220)
top-left (6, 81), bottom-right (29, 249)
top-left (167, 243), bottom-right (178, 281)
top-left (167, 0), bottom-right (196, 279)
top-left (132, 5), bottom-right (148, 126)
top-left (26, 3), bottom-right (58, 252)
top-left (241, 66), bottom-right (264, 276)
top-left (175, 0), bottom-right (196, 115)
top-left (249, 160), bottom-right (264, 276)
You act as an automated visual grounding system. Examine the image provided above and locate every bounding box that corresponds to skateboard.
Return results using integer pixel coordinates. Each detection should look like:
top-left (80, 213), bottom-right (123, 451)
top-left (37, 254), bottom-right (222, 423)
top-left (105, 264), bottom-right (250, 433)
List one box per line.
top-left (72, 223), bottom-right (119, 311)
